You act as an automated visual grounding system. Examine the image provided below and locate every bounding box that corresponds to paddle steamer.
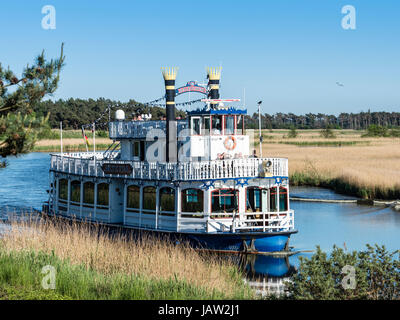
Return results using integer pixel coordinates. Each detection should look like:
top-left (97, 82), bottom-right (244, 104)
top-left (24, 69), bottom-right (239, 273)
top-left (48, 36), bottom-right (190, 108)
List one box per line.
top-left (44, 67), bottom-right (297, 253)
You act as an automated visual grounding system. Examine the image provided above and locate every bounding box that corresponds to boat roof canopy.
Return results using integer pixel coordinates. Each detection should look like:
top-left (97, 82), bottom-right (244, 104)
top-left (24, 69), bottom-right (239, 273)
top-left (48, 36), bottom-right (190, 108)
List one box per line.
top-left (187, 107), bottom-right (247, 116)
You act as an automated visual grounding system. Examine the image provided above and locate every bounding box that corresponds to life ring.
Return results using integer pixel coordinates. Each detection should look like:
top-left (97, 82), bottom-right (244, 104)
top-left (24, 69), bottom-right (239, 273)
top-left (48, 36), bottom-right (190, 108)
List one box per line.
top-left (224, 135), bottom-right (237, 150)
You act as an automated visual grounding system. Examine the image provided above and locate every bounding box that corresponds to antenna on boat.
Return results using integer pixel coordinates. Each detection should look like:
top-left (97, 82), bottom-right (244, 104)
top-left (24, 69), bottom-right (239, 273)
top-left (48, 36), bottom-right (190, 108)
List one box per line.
top-left (243, 88), bottom-right (246, 109)
top-left (60, 121), bottom-right (63, 155)
top-left (93, 122), bottom-right (96, 156)
top-left (258, 101), bottom-right (263, 157)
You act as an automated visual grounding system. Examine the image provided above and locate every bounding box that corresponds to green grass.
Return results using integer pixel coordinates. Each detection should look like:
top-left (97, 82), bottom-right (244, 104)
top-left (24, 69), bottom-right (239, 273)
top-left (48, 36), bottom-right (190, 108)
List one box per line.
top-left (39, 130), bottom-right (109, 140)
top-left (0, 249), bottom-right (251, 300)
top-left (277, 141), bottom-right (370, 147)
top-left (254, 140), bottom-right (370, 147)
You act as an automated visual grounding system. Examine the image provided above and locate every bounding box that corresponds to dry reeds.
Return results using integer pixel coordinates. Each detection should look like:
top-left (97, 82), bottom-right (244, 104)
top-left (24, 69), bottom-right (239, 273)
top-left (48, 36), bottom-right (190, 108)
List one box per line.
top-left (257, 130), bottom-right (400, 199)
top-left (0, 214), bottom-right (248, 298)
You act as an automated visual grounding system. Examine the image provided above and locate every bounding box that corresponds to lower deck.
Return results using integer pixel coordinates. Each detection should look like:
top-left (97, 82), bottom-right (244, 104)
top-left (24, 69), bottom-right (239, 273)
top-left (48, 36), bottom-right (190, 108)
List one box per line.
top-left (48, 172), bottom-right (294, 234)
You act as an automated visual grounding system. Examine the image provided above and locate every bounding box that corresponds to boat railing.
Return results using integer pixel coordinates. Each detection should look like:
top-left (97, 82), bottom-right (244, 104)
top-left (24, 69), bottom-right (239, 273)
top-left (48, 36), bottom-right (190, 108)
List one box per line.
top-left (50, 153), bottom-right (288, 180)
top-left (206, 210), bottom-right (294, 233)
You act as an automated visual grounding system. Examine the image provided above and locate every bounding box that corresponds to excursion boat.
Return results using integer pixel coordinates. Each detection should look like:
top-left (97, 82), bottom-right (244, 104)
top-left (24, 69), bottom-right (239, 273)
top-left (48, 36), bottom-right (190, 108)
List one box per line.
top-left (43, 67), bottom-right (297, 254)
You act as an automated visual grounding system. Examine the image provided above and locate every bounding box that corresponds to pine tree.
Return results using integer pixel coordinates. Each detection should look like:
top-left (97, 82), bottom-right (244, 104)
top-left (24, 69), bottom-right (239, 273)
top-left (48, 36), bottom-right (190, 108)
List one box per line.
top-left (0, 43), bottom-right (65, 162)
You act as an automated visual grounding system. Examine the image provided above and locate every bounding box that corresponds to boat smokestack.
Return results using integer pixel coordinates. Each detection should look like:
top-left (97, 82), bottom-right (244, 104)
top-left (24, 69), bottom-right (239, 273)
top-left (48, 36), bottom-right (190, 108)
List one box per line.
top-left (162, 67), bottom-right (178, 162)
top-left (207, 67), bottom-right (222, 109)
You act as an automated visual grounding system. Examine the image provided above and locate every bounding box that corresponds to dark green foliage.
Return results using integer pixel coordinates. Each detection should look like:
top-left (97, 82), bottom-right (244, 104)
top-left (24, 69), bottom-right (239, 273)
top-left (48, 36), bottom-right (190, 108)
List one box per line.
top-left (32, 98), bottom-right (187, 130)
top-left (0, 44), bottom-right (65, 158)
top-left (0, 112), bottom-right (51, 157)
top-left (362, 124), bottom-right (389, 137)
top-left (286, 244), bottom-right (400, 300)
top-left (244, 111), bottom-right (400, 130)
top-left (362, 124), bottom-right (400, 138)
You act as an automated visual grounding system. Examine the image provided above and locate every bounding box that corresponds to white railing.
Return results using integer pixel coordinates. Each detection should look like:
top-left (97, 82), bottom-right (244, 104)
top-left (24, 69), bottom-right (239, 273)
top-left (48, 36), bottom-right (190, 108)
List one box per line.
top-left (207, 210), bottom-right (294, 232)
top-left (50, 153), bottom-right (288, 181)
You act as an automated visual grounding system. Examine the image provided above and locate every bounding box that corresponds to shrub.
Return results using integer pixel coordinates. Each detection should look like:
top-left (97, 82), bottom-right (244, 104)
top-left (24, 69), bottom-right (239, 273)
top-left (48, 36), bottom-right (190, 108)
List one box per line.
top-left (362, 125), bottom-right (389, 137)
top-left (286, 244), bottom-right (400, 300)
top-left (320, 126), bottom-right (336, 139)
top-left (287, 127), bottom-right (298, 138)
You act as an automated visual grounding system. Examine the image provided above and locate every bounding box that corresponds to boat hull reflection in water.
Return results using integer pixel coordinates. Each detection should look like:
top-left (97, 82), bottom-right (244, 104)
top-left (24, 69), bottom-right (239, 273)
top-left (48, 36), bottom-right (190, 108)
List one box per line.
top-left (240, 254), bottom-right (296, 297)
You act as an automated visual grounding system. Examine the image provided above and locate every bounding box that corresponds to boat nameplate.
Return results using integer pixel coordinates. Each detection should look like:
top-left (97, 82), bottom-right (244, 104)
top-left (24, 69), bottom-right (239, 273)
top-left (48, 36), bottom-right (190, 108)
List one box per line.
top-left (101, 163), bottom-right (133, 175)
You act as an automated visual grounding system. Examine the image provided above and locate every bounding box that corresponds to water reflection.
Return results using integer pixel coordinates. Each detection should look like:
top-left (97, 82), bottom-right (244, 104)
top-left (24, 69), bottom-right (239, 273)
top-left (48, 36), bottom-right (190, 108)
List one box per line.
top-left (241, 254), bottom-right (296, 297)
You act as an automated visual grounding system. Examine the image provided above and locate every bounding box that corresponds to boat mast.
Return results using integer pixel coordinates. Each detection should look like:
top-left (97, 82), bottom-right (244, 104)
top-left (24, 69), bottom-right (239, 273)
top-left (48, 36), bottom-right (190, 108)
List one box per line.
top-left (258, 100), bottom-right (263, 157)
top-left (60, 121), bottom-right (63, 155)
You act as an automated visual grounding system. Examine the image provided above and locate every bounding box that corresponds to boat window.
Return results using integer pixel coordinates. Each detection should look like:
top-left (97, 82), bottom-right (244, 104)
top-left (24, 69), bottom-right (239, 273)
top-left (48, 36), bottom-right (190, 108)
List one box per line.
top-left (279, 187), bottom-right (288, 211)
top-left (132, 141), bottom-right (140, 158)
top-left (269, 187), bottom-right (277, 212)
top-left (211, 115), bottom-right (223, 135)
top-left (142, 186), bottom-right (156, 213)
top-left (70, 180), bottom-right (81, 203)
top-left (191, 117), bottom-right (201, 135)
top-left (202, 116), bottom-right (210, 135)
top-left (224, 116), bottom-right (235, 135)
top-left (59, 179), bottom-right (68, 201)
top-left (97, 183), bottom-right (109, 207)
top-left (140, 141), bottom-right (145, 161)
top-left (83, 182), bottom-right (95, 205)
top-left (159, 187), bottom-right (175, 215)
top-left (211, 189), bottom-right (238, 216)
top-left (236, 115), bottom-right (244, 135)
top-left (246, 187), bottom-right (267, 212)
top-left (127, 185), bottom-right (140, 210)
top-left (181, 189), bottom-right (204, 214)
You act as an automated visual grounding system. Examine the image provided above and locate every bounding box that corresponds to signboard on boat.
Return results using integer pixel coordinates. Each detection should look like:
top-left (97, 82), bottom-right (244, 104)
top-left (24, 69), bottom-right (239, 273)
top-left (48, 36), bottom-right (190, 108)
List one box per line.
top-left (175, 81), bottom-right (207, 96)
top-left (101, 163), bottom-right (133, 175)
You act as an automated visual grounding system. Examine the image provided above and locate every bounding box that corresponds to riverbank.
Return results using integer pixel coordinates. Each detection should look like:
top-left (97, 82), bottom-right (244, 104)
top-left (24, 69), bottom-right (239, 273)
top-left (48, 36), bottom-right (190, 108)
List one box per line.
top-left (0, 216), bottom-right (253, 300)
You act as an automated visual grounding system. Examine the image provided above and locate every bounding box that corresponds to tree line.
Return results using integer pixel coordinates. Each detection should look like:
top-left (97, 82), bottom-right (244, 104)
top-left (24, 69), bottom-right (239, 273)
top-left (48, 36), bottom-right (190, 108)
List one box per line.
top-left (32, 99), bottom-right (400, 131)
top-left (245, 111), bottom-right (400, 130)
top-left (32, 98), bottom-right (187, 130)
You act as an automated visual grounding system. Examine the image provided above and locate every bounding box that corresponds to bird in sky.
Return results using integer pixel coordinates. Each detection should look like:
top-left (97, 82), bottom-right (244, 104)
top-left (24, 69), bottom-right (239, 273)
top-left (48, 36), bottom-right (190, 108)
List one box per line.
top-left (336, 82), bottom-right (344, 87)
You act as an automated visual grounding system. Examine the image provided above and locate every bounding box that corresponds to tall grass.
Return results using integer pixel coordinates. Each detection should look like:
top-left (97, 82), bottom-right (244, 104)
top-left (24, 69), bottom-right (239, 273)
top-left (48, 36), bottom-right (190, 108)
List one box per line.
top-left (0, 250), bottom-right (240, 300)
top-left (0, 215), bottom-right (252, 300)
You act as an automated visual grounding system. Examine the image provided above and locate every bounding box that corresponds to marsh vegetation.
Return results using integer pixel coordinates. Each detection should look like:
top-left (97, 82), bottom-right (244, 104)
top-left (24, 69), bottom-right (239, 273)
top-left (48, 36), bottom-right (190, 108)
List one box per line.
top-left (0, 216), bottom-right (253, 300)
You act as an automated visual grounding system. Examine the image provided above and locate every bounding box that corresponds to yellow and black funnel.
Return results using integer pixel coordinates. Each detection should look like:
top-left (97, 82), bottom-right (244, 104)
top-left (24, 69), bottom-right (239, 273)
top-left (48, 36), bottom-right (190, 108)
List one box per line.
top-left (162, 67), bottom-right (178, 162)
top-left (207, 67), bottom-right (222, 108)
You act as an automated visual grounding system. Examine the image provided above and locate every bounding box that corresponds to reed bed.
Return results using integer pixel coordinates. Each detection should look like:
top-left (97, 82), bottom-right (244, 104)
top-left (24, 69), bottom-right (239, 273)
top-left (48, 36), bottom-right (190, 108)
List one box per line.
top-left (257, 131), bottom-right (400, 199)
top-left (0, 215), bottom-right (251, 299)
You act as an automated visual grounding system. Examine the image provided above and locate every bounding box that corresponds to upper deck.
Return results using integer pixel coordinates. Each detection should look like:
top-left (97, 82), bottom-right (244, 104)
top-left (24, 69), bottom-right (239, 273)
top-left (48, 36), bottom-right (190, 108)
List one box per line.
top-left (109, 120), bottom-right (189, 140)
top-left (50, 152), bottom-right (288, 181)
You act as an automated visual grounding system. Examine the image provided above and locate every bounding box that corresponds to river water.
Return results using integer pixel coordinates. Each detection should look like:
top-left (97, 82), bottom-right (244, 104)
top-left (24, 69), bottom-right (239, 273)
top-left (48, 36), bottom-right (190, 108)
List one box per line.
top-left (1, 152), bottom-right (399, 296)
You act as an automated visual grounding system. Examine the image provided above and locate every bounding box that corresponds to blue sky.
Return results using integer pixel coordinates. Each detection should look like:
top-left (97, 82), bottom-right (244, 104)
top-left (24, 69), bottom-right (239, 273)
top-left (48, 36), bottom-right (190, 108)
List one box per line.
top-left (0, 0), bottom-right (399, 115)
